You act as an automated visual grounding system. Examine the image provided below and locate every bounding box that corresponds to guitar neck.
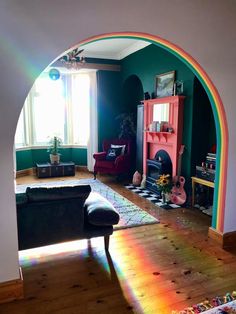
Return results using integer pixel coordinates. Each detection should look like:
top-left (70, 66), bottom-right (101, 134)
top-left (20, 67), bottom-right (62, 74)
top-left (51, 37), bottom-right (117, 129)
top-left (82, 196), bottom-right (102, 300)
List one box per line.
top-left (177, 158), bottom-right (182, 179)
top-left (176, 145), bottom-right (184, 179)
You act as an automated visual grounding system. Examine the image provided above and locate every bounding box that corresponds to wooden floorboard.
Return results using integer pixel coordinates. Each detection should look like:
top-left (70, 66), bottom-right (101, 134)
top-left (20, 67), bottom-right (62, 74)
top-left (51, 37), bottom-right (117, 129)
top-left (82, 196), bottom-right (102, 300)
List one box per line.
top-left (0, 171), bottom-right (235, 313)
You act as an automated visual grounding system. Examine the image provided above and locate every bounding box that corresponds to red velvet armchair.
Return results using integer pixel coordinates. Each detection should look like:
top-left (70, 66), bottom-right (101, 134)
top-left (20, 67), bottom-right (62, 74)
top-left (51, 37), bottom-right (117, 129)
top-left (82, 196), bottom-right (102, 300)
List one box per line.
top-left (93, 139), bottom-right (132, 179)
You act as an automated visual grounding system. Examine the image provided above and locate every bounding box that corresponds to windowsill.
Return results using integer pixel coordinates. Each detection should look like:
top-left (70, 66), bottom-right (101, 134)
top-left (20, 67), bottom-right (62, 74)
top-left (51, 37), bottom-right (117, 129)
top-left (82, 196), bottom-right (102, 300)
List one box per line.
top-left (15, 145), bottom-right (87, 151)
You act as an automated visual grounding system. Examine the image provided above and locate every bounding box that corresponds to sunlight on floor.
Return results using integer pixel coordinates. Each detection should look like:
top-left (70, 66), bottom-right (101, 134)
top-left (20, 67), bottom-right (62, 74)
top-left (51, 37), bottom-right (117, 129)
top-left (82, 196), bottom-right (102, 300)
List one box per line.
top-left (18, 237), bottom-right (103, 266)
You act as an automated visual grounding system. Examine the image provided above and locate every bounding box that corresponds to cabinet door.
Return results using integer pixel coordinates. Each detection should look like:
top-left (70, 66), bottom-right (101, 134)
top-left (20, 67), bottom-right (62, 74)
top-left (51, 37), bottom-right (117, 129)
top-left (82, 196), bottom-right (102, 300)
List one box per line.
top-left (37, 166), bottom-right (50, 178)
top-left (64, 164), bottom-right (75, 176)
top-left (136, 104), bottom-right (144, 173)
top-left (51, 165), bottom-right (63, 177)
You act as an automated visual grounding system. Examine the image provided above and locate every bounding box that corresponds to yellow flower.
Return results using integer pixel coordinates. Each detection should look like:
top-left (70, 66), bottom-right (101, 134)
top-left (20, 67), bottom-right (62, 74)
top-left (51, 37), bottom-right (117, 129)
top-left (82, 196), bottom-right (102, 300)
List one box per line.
top-left (156, 174), bottom-right (170, 186)
top-left (162, 179), bottom-right (168, 185)
top-left (155, 174), bottom-right (172, 193)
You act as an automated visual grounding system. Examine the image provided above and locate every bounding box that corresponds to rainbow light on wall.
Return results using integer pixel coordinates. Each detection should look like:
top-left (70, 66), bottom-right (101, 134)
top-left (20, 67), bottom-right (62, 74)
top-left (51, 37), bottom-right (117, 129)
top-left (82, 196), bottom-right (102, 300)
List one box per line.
top-left (75, 32), bottom-right (228, 233)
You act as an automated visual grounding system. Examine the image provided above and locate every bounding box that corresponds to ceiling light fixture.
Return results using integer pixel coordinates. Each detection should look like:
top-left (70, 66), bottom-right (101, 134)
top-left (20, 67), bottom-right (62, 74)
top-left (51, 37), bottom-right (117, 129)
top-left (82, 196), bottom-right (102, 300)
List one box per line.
top-left (59, 48), bottom-right (86, 69)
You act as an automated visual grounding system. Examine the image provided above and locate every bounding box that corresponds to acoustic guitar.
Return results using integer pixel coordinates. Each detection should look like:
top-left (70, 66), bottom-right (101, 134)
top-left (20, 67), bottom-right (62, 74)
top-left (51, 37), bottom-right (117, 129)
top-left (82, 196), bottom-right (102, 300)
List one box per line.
top-left (170, 145), bottom-right (187, 205)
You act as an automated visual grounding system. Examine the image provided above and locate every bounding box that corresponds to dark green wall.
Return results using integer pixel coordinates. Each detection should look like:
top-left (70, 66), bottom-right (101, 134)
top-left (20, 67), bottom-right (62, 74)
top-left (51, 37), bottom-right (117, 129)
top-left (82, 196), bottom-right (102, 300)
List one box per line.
top-left (121, 44), bottom-right (195, 182)
top-left (121, 75), bottom-right (144, 114)
top-left (191, 77), bottom-right (216, 173)
top-left (16, 149), bottom-right (33, 171)
top-left (16, 147), bottom-right (87, 171)
top-left (71, 148), bottom-right (87, 166)
top-left (97, 70), bottom-right (122, 150)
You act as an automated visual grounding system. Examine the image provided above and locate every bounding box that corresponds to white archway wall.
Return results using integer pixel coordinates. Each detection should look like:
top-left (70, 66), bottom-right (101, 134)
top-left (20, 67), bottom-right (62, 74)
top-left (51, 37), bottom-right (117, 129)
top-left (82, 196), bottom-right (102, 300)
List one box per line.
top-left (0, 0), bottom-right (236, 282)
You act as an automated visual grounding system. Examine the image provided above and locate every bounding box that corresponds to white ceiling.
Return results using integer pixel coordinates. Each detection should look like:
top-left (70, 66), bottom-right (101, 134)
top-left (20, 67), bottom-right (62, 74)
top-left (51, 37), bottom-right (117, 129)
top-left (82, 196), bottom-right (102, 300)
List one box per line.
top-left (80, 38), bottom-right (151, 60)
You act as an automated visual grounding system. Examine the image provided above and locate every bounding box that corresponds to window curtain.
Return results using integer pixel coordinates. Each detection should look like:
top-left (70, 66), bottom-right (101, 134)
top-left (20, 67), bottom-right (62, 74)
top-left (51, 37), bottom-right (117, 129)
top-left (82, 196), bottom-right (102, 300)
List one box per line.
top-left (87, 71), bottom-right (98, 172)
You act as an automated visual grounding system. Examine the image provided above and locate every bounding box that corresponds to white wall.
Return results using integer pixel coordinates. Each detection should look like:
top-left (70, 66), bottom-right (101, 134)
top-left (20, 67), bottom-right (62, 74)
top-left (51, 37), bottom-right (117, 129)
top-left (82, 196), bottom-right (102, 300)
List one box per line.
top-left (0, 0), bottom-right (236, 283)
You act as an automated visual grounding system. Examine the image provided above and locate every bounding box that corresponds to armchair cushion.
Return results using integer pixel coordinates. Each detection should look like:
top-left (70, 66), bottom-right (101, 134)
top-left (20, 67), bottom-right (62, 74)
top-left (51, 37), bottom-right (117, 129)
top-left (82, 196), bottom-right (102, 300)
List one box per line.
top-left (85, 192), bottom-right (120, 226)
top-left (111, 144), bottom-right (126, 155)
top-left (105, 147), bottom-right (122, 161)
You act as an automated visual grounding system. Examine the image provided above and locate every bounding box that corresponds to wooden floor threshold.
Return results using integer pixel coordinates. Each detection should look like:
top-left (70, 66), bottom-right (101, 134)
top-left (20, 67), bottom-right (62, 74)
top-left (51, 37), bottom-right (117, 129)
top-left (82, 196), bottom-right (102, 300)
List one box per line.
top-left (0, 268), bottom-right (24, 304)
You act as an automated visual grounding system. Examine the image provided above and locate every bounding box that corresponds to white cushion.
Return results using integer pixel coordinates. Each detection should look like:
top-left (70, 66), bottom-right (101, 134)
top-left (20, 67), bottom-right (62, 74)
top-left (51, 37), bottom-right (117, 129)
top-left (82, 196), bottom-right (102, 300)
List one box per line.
top-left (111, 144), bottom-right (126, 155)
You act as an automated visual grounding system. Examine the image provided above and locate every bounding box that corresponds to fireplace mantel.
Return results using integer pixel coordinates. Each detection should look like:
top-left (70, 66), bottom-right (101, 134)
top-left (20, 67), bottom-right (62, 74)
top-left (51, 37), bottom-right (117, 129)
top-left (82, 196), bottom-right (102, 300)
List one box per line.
top-left (143, 96), bottom-right (185, 177)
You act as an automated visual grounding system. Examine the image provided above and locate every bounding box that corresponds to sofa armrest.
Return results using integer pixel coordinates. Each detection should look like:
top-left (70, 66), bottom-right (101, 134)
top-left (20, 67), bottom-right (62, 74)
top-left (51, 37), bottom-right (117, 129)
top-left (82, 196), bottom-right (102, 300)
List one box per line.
top-left (16, 193), bottom-right (28, 206)
top-left (84, 192), bottom-right (120, 226)
top-left (93, 152), bottom-right (107, 161)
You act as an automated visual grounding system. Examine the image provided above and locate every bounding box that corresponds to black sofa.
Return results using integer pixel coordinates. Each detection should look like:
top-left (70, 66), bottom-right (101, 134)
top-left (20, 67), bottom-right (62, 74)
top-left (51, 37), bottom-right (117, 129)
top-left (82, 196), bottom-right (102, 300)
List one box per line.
top-left (16, 185), bottom-right (120, 251)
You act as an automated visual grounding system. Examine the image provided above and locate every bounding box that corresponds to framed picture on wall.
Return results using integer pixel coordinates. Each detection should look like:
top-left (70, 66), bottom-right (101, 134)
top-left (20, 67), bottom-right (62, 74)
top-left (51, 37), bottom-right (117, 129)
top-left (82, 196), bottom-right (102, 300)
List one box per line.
top-left (156, 71), bottom-right (175, 98)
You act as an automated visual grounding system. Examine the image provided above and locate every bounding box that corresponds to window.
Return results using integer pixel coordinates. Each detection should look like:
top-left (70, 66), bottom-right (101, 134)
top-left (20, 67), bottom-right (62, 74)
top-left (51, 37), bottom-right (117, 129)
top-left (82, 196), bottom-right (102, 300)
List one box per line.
top-left (15, 70), bottom-right (91, 148)
top-left (71, 74), bottom-right (90, 146)
top-left (15, 108), bottom-right (26, 148)
top-left (32, 73), bottom-right (66, 145)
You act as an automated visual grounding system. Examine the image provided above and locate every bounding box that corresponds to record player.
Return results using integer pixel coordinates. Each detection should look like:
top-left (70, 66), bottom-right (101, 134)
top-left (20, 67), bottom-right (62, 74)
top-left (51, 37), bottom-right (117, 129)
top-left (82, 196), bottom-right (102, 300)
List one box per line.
top-left (195, 153), bottom-right (216, 182)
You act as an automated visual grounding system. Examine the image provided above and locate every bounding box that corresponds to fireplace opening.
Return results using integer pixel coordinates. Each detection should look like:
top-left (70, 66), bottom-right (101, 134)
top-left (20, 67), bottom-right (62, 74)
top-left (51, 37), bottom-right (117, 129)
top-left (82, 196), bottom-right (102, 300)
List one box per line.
top-left (146, 150), bottom-right (172, 195)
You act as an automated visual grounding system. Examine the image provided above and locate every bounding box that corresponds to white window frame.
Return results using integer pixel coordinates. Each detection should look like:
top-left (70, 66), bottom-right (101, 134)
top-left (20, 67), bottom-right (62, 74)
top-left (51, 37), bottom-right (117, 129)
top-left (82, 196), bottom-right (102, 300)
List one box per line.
top-left (15, 69), bottom-right (92, 149)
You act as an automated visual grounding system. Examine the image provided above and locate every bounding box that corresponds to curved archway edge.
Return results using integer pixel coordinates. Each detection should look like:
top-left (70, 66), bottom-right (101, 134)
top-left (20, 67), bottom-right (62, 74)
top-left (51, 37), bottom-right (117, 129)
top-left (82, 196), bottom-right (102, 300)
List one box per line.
top-left (75, 32), bottom-right (228, 233)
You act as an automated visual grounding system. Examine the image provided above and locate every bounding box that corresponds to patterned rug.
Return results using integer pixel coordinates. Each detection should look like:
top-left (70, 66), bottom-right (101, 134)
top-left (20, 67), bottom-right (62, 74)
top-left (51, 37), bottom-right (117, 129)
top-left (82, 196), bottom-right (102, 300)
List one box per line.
top-left (16, 178), bottom-right (159, 230)
top-left (173, 292), bottom-right (236, 313)
top-left (204, 300), bottom-right (236, 313)
top-left (125, 184), bottom-right (181, 209)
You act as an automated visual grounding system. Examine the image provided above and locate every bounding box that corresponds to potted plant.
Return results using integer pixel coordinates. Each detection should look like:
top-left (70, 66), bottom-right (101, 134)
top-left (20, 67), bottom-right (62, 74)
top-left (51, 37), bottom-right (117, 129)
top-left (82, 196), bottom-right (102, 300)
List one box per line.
top-left (115, 112), bottom-right (136, 140)
top-left (47, 136), bottom-right (62, 164)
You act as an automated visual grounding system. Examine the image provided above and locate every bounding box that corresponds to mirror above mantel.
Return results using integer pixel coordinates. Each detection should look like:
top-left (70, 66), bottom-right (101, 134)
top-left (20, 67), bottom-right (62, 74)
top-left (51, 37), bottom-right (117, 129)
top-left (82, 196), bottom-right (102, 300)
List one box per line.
top-left (153, 103), bottom-right (169, 122)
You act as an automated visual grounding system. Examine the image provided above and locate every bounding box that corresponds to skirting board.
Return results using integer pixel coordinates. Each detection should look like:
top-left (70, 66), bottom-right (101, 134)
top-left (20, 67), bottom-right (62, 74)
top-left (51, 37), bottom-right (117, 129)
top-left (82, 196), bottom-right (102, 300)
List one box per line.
top-left (16, 168), bottom-right (35, 178)
top-left (208, 227), bottom-right (236, 248)
top-left (0, 268), bottom-right (24, 304)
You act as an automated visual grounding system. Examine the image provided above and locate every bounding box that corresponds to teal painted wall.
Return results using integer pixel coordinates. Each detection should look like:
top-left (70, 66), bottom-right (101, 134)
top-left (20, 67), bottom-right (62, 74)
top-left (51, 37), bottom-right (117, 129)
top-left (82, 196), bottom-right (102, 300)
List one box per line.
top-left (121, 44), bottom-right (195, 182)
top-left (16, 147), bottom-right (87, 171)
top-left (16, 149), bottom-right (33, 171)
top-left (191, 77), bottom-right (216, 173)
top-left (121, 75), bottom-right (144, 114)
top-left (31, 149), bottom-right (51, 164)
top-left (71, 147), bottom-right (87, 166)
top-left (97, 70), bottom-right (122, 150)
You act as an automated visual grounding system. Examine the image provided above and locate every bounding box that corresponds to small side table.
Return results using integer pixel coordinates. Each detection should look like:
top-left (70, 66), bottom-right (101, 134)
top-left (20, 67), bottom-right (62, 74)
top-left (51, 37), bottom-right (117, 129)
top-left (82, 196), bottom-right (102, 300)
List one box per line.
top-left (191, 176), bottom-right (214, 208)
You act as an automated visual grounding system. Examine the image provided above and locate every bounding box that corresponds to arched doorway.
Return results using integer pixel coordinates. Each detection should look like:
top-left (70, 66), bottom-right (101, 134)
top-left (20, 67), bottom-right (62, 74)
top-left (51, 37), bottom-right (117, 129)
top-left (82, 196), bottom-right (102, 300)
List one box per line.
top-left (72, 32), bottom-right (228, 234)
top-left (122, 74), bottom-right (144, 113)
top-left (122, 75), bottom-right (144, 173)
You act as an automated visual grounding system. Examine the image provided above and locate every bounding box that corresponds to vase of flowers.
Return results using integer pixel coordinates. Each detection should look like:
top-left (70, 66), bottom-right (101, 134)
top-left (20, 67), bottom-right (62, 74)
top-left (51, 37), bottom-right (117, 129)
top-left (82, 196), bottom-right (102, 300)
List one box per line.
top-left (156, 174), bottom-right (172, 204)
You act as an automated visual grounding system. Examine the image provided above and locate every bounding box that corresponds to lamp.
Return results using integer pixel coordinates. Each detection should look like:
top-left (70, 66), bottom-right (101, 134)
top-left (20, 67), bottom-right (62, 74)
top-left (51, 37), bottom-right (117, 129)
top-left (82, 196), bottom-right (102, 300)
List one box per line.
top-left (49, 68), bottom-right (60, 81)
top-left (59, 48), bottom-right (86, 69)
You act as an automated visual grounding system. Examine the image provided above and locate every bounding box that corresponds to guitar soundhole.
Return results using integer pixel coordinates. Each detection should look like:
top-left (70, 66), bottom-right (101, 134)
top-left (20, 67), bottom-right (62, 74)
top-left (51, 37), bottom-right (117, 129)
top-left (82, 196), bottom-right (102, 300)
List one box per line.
top-left (176, 182), bottom-right (180, 188)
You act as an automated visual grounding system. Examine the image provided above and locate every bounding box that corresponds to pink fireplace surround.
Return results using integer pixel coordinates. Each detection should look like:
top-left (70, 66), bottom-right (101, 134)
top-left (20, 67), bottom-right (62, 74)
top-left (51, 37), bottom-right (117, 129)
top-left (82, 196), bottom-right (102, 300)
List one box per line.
top-left (143, 96), bottom-right (185, 178)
